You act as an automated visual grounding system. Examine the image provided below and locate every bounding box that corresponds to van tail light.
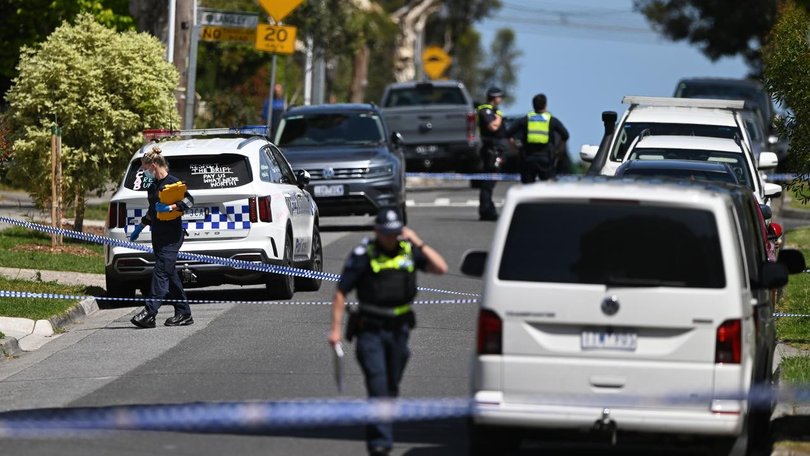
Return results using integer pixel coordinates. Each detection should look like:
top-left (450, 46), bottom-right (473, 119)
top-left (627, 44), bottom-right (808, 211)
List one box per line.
top-left (258, 196), bottom-right (272, 222)
top-left (107, 202), bottom-right (127, 229)
top-left (466, 111), bottom-right (477, 143)
top-left (715, 319), bottom-right (741, 364)
top-left (477, 309), bottom-right (502, 355)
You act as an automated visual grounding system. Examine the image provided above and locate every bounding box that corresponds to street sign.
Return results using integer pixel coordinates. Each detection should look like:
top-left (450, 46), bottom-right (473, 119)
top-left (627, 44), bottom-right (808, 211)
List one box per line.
top-left (255, 24), bottom-right (297, 54)
top-left (258, 0), bottom-right (303, 22)
top-left (201, 26), bottom-right (256, 43)
top-left (197, 9), bottom-right (259, 28)
top-left (422, 46), bottom-right (452, 80)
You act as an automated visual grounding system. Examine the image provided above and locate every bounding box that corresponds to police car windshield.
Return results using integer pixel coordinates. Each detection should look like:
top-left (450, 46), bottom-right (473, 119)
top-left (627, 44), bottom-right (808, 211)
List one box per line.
top-left (626, 148), bottom-right (753, 189)
top-left (499, 202), bottom-right (725, 288)
top-left (611, 122), bottom-right (739, 162)
top-left (125, 154), bottom-right (252, 191)
top-left (276, 113), bottom-right (385, 147)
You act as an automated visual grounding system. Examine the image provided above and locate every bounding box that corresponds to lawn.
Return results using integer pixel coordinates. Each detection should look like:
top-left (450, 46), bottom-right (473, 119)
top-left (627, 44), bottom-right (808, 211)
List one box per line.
top-left (0, 226), bottom-right (104, 273)
top-left (777, 226), bottom-right (810, 385)
top-left (0, 276), bottom-right (88, 320)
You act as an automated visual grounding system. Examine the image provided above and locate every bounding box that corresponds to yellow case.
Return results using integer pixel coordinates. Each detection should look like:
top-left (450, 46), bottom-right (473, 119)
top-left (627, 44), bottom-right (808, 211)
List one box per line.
top-left (157, 181), bottom-right (186, 221)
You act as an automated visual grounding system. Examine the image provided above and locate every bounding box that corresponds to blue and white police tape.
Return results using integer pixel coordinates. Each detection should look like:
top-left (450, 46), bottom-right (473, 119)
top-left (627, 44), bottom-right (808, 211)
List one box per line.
top-left (406, 172), bottom-right (520, 181)
top-left (0, 215), bottom-right (479, 298)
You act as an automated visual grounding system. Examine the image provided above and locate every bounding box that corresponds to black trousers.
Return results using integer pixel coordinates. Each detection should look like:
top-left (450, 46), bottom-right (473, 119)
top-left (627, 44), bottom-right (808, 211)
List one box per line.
top-left (478, 144), bottom-right (499, 217)
top-left (520, 154), bottom-right (555, 183)
top-left (145, 239), bottom-right (191, 317)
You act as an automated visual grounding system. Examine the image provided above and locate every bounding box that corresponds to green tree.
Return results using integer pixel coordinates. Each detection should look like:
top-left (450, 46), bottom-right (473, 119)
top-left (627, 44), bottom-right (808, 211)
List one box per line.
top-left (474, 28), bottom-right (521, 105)
top-left (5, 13), bottom-right (178, 231)
top-left (763, 1), bottom-right (810, 197)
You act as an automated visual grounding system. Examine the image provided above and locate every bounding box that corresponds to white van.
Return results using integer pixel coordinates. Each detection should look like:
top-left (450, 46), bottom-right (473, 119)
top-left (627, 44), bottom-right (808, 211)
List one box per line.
top-left (460, 177), bottom-right (805, 455)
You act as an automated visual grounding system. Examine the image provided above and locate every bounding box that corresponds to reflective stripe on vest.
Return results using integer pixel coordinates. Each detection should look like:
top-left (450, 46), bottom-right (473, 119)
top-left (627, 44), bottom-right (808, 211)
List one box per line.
top-left (527, 111), bottom-right (551, 144)
top-left (367, 241), bottom-right (415, 273)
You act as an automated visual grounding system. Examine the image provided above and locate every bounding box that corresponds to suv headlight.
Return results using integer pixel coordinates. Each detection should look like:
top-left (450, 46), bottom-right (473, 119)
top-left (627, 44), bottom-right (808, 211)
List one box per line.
top-left (367, 165), bottom-right (394, 177)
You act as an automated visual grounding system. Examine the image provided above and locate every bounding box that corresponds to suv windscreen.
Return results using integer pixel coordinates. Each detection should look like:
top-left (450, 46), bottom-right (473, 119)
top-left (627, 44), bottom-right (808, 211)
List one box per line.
top-left (619, 167), bottom-right (739, 184)
top-left (276, 112), bottom-right (385, 147)
top-left (499, 202), bottom-right (725, 288)
top-left (383, 86), bottom-right (466, 107)
top-left (610, 122), bottom-right (740, 162)
top-left (124, 154), bottom-right (252, 191)
top-left (626, 148), bottom-right (753, 189)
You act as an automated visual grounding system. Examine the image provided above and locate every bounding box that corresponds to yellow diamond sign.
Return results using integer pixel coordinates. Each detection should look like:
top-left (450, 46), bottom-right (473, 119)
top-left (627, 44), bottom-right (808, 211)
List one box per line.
top-left (422, 46), bottom-right (452, 80)
top-left (258, 0), bottom-right (303, 22)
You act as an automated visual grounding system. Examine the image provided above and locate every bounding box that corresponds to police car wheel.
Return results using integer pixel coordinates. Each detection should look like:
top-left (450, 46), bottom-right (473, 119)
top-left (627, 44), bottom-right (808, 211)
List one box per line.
top-left (266, 230), bottom-right (295, 300)
top-left (105, 276), bottom-right (135, 301)
top-left (295, 225), bottom-right (323, 292)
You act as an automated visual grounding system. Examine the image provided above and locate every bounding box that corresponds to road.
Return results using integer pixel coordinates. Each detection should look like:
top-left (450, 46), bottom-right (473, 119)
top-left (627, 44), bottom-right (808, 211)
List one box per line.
top-left (0, 181), bottom-right (804, 455)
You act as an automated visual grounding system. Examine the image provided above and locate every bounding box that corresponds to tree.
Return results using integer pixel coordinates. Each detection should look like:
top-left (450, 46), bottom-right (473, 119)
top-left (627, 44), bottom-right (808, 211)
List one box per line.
top-left (633, 0), bottom-right (779, 74)
top-left (474, 28), bottom-right (520, 105)
top-left (5, 13), bottom-right (179, 231)
top-left (763, 1), bottom-right (810, 199)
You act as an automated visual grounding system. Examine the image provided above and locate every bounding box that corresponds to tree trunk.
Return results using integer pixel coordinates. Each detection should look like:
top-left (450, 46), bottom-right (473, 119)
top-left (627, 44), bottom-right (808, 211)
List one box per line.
top-left (390, 0), bottom-right (440, 82)
top-left (174, 0), bottom-right (193, 125)
top-left (73, 188), bottom-right (85, 233)
top-left (350, 44), bottom-right (369, 102)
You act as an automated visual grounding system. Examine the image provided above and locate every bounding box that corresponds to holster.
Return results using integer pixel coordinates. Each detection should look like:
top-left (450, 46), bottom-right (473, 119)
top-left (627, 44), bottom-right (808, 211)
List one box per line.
top-left (345, 308), bottom-right (359, 342)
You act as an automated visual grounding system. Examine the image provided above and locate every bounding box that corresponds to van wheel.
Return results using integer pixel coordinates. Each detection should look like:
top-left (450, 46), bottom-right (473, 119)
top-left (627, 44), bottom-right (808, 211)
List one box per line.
top-left (266, 230), bottom-right (295, 300)
top-left (468, 421), bottom-right (521, 456)
top-left (295, 225), bottom-right (323, 292)
top-left (746, 382), bottom-right (774, 453)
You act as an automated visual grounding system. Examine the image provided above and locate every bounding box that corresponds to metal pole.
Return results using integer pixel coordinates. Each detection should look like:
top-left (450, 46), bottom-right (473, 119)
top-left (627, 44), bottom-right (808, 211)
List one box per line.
top-left (266, 53), bottom-right (277, 135)
top-left (304, 36), bottom-right (313, 105)
top-left (51, 124), bottom-right (57, 249)
top-left (167, 0), bottom-right (176, 63)
top-left (184, 23), bottom-right (200, 129)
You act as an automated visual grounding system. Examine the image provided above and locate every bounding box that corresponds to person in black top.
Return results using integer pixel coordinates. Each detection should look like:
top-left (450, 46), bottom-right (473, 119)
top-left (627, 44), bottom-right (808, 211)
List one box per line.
top-left (506, 93), bottom-right (570, 183)
top-left (130, 146), bottom-right (195, 328)
top-left (328, 208), bottom-right (447, 456)
top-left (476, 87), bottom-right (506, 221)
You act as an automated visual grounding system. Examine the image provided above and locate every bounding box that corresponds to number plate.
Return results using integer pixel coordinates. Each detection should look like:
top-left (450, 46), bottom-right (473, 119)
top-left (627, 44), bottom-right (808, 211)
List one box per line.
top-left (581, 330), bottom-right (638, 351)
top-left (313, 185), bottom-right (345, 197)
top-left (415, 145), bottom-right (439, 154)
top-left (182, 207), bottom-right (209, 221)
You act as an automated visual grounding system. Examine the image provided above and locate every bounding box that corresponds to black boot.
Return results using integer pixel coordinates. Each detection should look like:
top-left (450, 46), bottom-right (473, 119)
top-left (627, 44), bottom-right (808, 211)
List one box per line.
top-left (164, 314), bottom-right (194, 327)
top-left (130, 308), bottom-right (156, 328)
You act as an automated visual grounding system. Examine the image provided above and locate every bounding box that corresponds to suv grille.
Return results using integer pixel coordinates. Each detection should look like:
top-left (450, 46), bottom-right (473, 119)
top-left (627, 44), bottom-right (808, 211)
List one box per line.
top-left (308, 167), bottom-right (370, 180)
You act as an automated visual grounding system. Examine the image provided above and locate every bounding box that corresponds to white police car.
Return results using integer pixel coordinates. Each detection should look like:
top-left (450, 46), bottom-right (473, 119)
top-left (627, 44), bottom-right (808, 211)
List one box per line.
top-left (104, 126), bottom-right (322, 300)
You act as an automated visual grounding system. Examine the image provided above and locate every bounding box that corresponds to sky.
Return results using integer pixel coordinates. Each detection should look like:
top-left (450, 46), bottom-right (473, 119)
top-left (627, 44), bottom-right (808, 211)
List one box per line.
top-left (477, 0), bottom-right (750, 162)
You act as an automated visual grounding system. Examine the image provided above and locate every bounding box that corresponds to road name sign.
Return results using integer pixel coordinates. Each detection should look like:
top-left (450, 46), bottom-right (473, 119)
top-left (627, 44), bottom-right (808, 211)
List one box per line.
top-left (198, 9), bottom-right (259, 29)
top-left (255, 24), bottom-right (297, 54)
top-left (258, 0), bottom-right (303, 22)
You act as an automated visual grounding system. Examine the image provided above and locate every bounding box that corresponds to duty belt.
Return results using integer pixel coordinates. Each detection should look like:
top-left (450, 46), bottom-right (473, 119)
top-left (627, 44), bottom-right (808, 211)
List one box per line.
top-left (359, 303), bottom-right (412, 317)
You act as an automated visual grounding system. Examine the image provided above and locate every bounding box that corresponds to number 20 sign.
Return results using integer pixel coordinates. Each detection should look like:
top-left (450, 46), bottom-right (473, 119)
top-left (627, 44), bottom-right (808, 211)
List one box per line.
top-left (255, 24), bottom-right (297, 54)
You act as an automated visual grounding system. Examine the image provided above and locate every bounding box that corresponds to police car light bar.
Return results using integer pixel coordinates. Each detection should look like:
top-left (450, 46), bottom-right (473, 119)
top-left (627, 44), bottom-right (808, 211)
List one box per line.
top-left (143, 125), bottom-right (269, 142)
top-left (622, 96), bottom-right (746, 110)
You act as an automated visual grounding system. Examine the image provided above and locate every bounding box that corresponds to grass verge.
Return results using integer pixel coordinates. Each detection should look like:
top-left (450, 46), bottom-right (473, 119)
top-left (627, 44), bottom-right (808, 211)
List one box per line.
top-left (0, 276), bottom-right (85, 320)
top-left (777, 226), bottom-right (810, 384)
top-left (0, 226), bottom-right (103, 273)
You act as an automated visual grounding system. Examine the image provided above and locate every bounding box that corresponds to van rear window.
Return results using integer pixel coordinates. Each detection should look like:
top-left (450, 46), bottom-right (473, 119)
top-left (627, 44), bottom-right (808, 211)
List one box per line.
top-left (498, 202), bottom-right (725, 288)
top-left (124, 154), bottom-right (252, 191)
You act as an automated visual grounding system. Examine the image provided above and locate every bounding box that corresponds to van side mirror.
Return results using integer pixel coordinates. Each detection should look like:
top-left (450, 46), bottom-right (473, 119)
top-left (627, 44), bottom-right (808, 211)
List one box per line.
top-left (758, 152), bottom-right (779, 170)
top-left (460, 250), bottom-right (488, 277)
top-left (580, 144), bottom-right (598, 162)
top-left (778, 248), bottom-right (806, 274)
top-left (764, 182), bottom-right (783, 199)
top-left (296, 169), bottom-right (311, 188)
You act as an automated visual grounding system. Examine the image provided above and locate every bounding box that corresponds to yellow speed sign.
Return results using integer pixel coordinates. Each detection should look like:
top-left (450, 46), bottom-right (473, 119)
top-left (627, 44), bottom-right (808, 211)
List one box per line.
top-left (255, 24), bottom-right (297, 54)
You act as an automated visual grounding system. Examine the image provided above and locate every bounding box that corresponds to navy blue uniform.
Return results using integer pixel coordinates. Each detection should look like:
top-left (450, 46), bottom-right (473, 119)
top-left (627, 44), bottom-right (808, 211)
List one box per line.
top-left (141, 174), bottom-right (194, 317)
top-left (506, 114), bottom-right (569, 183)
top-left (477, 104), bottom-right (505, 219)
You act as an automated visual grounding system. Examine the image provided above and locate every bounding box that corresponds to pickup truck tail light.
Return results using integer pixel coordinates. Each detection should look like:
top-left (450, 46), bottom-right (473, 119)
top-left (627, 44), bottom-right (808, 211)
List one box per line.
top-left (477, 309), bottom-right (502, 355)
top-left (107, 202), bottom-right (127, 229)
top-left (715, 319), bottom-right (741, 364)
top-left (466, 111), bottom-right (477, 143)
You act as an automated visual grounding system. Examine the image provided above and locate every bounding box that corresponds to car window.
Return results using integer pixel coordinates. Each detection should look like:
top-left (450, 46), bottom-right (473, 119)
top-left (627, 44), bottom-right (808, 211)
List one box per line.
top-left (383, 86), bottom-right (466, 107)
top-left (259, 148), bottom-right (284, 183)
top-left (498, 202), bottom-right (725, 288)
top-left (676, 82), bottom-right (772, 123)
top-left (276, 112), bottom-right (385, 146)
top-left (626, 148), bottom-right (753, 190)
top-left (124, 154), bottom-right (252, 191)
top-left (619, 167), bottom-right (739, 184)
top-left (744, 117), bottom-right (763, 142)
top-left (269, 145), bottom-right (297, 184)
top-left (610, 122), bottom-right (740, 162)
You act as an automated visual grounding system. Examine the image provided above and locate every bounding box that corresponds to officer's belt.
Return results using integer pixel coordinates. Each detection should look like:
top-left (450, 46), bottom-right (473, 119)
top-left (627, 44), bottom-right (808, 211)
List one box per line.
top-left (359, 303), bottom-right (412, 317)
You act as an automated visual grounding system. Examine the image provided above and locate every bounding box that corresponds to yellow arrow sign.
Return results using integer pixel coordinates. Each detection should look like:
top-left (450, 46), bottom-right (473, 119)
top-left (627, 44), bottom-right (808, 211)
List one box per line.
top-left (255, 24), bottom-right (297, 54)
top-left (422, 46), bottom-right (452, 80)
top-left (258, 0), bottom-right (303, 22)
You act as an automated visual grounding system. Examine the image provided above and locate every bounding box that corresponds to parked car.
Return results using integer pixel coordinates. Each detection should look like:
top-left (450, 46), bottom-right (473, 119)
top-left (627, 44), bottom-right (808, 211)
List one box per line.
top-left (460, 177), bottom-right (805, 455)
top-left (105, 126), bottom-right (322, 300)
top-left (274, 103), bottom-right (407, 221)
top-left (614, 158), bottom-right (740, 185)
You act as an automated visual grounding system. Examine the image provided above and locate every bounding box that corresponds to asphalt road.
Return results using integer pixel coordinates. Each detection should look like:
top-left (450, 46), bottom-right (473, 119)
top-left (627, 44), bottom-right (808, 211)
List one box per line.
top-left (0, 182), bottom-right (805, 455)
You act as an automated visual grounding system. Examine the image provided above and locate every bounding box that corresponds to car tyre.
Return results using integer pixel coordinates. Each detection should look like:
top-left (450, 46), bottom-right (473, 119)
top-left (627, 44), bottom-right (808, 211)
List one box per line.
top-left (295, 225), bottom-right (323, 292)
top-left (266, 230), bottom-right (295, 300)
top-left (104, 275), bottom-right (136, 307)
top-left (468, 421), bottom-right (521, 456)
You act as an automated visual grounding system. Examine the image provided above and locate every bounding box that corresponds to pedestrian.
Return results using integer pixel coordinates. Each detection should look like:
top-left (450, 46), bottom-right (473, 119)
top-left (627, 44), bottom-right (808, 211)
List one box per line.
top-left (263, 82), bottom-right (286, 137)
top-left (476, 87), bottom-right (507, 221)
top-left (506, 93), bottom-right (570, 183)
top-left (129, 146), bottom-right (195, 328)
top-left (328, 208), bottom-right (448, 456)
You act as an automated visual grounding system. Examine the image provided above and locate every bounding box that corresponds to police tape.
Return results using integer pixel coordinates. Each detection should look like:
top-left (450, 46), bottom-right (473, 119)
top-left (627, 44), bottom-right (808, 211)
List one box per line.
top-left (0, 215), bottom-right (479, 298)
top-left (406, 172), bottom-right (520, 181)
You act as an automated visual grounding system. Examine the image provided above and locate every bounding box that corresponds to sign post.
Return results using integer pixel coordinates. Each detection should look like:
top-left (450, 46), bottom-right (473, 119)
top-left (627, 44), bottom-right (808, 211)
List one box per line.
top-left (50, 122), bottom-right (62, 247)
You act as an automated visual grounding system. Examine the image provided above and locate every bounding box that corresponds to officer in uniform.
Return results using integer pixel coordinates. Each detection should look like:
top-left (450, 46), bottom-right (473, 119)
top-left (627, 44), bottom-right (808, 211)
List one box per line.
top-left (476, 87), bottom-right (506, 221)
top-left (506, 93), bottom-right (570, 183)
top-left (328, 208), bottom-right (448, 456)
top-left (130, 146), bottom-right (195, 328)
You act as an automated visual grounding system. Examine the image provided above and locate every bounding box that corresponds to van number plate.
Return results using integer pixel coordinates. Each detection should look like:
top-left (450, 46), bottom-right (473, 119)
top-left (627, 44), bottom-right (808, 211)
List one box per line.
top-left (581, 330), bottom-right (637, 351)
top-left (314, 185), bottom-right (345, 197)
top-left (182, 207), bottom-right (209, 221)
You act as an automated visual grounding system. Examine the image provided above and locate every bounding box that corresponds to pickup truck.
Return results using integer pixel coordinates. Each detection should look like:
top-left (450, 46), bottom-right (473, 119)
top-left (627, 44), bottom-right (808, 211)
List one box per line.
top-left (379, 80), bottom-right (480, 172)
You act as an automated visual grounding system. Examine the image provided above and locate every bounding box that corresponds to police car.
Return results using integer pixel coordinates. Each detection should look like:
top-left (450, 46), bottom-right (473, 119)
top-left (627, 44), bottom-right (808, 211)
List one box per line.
top-left (104, 126), bottom-right (322, 300)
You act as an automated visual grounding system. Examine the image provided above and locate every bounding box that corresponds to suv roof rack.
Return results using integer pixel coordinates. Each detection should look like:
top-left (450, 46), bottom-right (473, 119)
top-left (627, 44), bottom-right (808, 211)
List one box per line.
top-left (143, 125), bottom-right (269, 142)
top-left (622, 96), bottom-right (746, 110)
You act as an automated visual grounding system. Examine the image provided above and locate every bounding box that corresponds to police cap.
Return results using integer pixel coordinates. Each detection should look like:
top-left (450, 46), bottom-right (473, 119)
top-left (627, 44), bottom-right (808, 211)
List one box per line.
top-left (486, 87), bottom-right (504, 99)
top-left (374, 208), bottom-right (404, 235)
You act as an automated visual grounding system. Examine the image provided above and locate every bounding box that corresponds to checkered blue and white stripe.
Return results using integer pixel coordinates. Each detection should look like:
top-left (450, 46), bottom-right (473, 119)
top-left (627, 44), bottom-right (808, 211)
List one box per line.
top-left (127, 204), bottom-right (252, 230)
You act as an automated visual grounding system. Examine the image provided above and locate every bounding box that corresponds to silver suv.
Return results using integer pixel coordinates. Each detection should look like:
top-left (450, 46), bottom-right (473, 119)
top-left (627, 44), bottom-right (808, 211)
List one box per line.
top-left (274, 103), bottom-right (407, 221)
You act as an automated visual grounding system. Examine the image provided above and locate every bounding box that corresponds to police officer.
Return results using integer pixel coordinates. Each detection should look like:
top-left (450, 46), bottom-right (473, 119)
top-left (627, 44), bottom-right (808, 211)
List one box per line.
top-left (476, 87), bottom-right (506, 221)
top-left (130, 146), bottom-right (195, 328)
top-left (328, 208), bottom-right (448, 456)
top-left (506, 93), bottom-right (570, 183)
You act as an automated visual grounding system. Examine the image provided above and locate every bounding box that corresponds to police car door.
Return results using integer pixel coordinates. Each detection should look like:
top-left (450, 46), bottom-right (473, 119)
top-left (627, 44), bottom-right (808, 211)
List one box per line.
top-left (268, 145), bottom-right (314, 262)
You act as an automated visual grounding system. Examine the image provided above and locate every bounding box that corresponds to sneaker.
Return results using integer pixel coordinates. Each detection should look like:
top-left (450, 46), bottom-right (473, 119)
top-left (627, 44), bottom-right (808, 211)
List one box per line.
top-left (130, 308), bottom-right (156, 329)
top-left (165, 314), bottom-right (194, 327)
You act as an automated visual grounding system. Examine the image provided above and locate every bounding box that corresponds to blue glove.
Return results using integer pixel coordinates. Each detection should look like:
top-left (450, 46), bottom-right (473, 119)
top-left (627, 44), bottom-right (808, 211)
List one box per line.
top-left (156, 202), bottom-right (172, 213)
top-left (129, 224), bottom-right (144, 242)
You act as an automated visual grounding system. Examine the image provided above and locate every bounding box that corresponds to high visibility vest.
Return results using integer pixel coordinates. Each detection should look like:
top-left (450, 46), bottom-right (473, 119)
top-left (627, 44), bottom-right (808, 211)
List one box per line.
top-left (527, 111), bottom-right (552, 144)
top-left (356, 241), bottom-right (418, 310)
top-left (477, 103), bottom-right (503, 139)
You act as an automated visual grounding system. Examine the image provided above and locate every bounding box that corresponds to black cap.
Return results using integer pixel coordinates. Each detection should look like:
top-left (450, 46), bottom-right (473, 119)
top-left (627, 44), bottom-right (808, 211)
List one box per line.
top-left (374, 208), bottom-right (403, 235)
top-left (486, 87), bottom-right (504, 99)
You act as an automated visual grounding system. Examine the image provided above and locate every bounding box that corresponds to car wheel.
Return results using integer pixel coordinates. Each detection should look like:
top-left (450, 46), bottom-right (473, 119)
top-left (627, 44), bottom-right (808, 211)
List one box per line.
top-left (266, 230), bottom-right (295, 300)
top-left (468, 421), bottom-right (521, 456)
top-left (295, 225), bottom-right (323, 292)
top-left (104, 275), bottom-right (136, 307)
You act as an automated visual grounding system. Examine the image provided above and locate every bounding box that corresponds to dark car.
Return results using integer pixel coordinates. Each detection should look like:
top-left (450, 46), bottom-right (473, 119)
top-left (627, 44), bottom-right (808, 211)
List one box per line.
top-left (614, 158), bottom-right (740, 184)
top-left (274, 103), bottom-right (407, 220)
